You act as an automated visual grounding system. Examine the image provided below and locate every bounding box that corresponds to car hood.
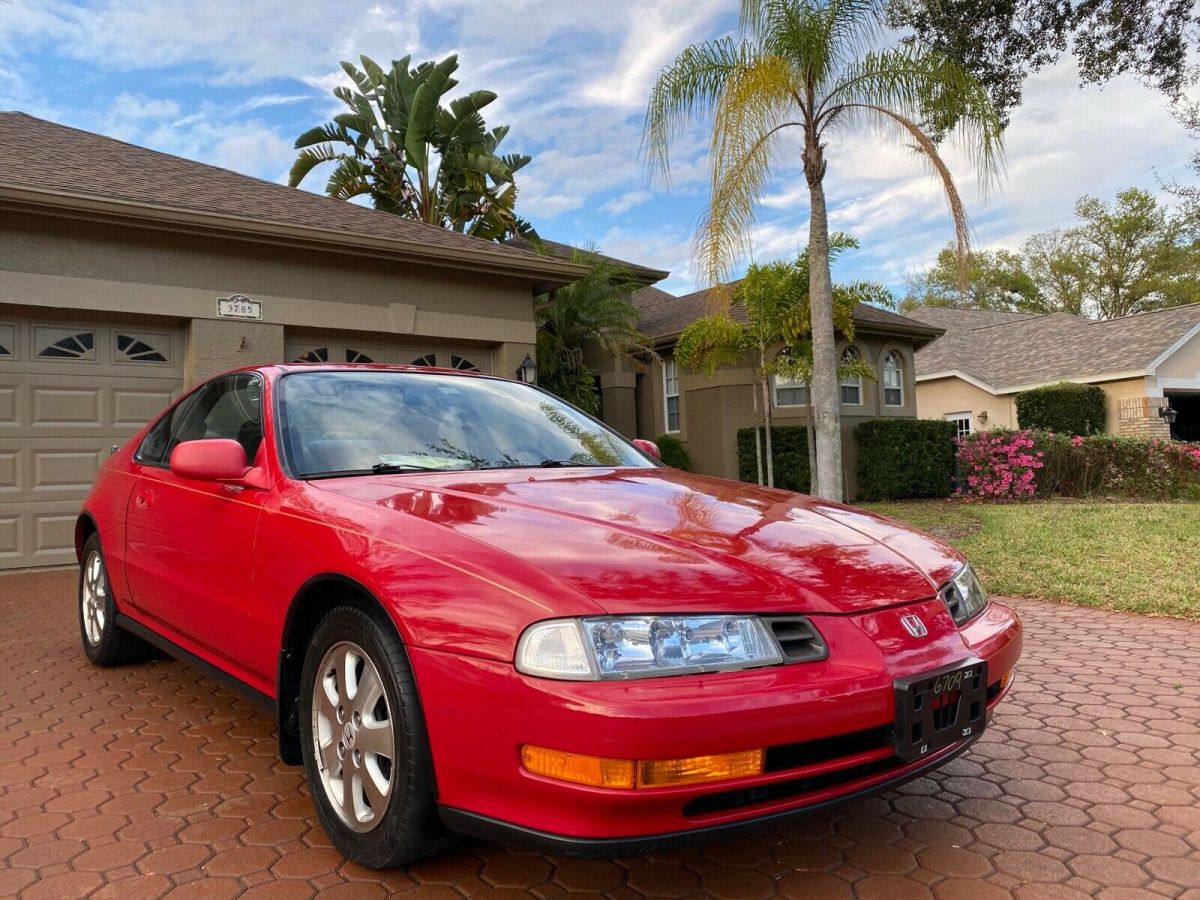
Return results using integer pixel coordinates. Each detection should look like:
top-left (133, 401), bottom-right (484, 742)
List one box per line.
top-left (312, 467), bottom-right (964, 616)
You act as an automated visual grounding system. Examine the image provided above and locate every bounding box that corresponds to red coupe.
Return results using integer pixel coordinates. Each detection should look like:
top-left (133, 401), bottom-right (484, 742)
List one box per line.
top-left (77, 364), bottom-right (1021, 868)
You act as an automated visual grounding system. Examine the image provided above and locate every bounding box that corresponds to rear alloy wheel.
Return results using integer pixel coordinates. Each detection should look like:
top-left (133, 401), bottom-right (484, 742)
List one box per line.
top-left (78, 534), bottom-right (153, 667)
top-left (299, 604), bottom-right (453, 867)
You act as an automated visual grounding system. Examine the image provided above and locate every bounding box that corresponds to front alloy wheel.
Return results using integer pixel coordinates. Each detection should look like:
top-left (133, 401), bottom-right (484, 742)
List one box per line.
top-left (298, 604), bottom-right (452, 868)
top-left (311, 640), bottom-right (395, 832)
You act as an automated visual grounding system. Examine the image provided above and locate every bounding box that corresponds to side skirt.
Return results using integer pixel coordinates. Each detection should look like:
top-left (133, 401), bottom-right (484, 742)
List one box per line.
top-left (115, 613), bottom-right (278, 718)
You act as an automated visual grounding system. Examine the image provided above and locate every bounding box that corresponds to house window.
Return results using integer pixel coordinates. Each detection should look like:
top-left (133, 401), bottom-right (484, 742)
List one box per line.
top-left (663, 358), bottom-right (680, 432)
top-left (840, 347), bottom-right (863, 406)
top-left (774, 373), bottom-right (808, 407)
top-left (883, 351), bottom-right (904, 407)
top-left (946, 412), bottom-right (972, 438)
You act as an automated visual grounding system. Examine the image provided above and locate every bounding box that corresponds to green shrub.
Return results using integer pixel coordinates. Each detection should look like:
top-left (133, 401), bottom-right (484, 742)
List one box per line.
top-left (736, 426), bottom-right (810, 492)
top-left (855, 419), bottom-right (958, 500)
top-left (1015, 382), bottom-right (1107, 435)
top-left (653, 434), bottom-right (693, 471)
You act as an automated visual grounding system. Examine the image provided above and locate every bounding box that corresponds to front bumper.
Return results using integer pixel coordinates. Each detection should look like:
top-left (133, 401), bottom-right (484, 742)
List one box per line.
top-left (410, 598), bottom-right (1021, 848)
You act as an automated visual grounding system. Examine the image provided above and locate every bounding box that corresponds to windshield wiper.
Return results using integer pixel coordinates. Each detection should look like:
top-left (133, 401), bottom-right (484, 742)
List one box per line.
top-left (298, 463), bottom-right (451, 480)
top-left (538, 459), bottom-right (610, 468)
top-left (371, 462), bottom-right (451, 473)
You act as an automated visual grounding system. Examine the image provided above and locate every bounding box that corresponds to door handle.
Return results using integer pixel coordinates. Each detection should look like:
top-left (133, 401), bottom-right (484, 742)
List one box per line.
top-left (135, 491), bottom-right (153, 509)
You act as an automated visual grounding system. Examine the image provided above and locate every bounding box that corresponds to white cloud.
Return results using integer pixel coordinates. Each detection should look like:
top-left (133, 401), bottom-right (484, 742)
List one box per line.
top-left (602, 190), bottom-right (652, 215)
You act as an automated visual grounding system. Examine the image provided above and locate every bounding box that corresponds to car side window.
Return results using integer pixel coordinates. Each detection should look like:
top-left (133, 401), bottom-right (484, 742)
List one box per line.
top-left (138, 374), bottom-right (263, 467)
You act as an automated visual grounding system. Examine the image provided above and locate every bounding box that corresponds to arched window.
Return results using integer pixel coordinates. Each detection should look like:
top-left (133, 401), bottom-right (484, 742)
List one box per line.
top-left (293, 347), bottom-right (328, 363)
top-left (449, 355), bottom-right (479, 372)
top-left (883, 350), bottom-right (904, 407)
top-left (410, 354), bottom-right (437, 367)
top-left (840, 347), bottom-right (863, 406)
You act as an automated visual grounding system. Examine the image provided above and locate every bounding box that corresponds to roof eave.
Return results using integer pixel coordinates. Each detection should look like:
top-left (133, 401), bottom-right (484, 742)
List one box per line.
top-left (0, 183), bottom-right (590, 292)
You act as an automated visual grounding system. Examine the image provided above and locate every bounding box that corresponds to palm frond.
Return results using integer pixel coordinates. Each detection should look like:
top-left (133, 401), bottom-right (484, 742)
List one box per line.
top-left (287, 144), bottom-right (340, 188)
top-left (696, 53), bottom-right (800, 287)
top-left (642, 37), bottom-right (753, 186)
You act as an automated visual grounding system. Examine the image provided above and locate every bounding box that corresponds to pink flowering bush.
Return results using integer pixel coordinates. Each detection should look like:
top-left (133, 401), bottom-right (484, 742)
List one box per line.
top-left (957, 429), bottom-right (1200, 500)
top-left (955, 430), bottom-right (1044, 499)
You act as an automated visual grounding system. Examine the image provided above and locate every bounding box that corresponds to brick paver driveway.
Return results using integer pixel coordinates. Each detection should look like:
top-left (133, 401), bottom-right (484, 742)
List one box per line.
top-left (1, 570), bottom-right (1198, 899)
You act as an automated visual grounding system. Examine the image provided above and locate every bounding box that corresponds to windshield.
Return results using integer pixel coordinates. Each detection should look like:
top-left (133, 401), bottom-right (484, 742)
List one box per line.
top-left (278, 370), bottom-right (657, 477)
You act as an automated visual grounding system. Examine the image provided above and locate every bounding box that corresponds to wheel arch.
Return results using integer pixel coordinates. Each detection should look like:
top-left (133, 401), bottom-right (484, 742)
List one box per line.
top-left (75, 513), bottom-right (99, 563)
top-left (276, 573), bottom-right (401, 765)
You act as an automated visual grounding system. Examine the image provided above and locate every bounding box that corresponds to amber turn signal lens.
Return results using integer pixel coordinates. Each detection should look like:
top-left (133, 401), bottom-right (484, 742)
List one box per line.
top-left (521, 745), bottom-right (635, 789)
top-left (999, 670), bottom-right (1014, 692)
top-left (638, 749), bottom-right (765, 787)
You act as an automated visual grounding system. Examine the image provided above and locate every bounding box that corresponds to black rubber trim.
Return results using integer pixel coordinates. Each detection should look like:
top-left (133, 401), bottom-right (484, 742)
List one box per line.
top-left (115, 613), bottom-right (276, 716)
top-left (438, 734), bottom-right (979, 858)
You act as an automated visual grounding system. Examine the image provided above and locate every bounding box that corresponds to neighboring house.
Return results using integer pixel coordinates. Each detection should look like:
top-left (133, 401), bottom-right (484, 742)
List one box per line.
top-left (588, 277), bottom-right (944, 500)
top-left (908, 304), bottom-right (1200, 442)
top-left (0, 113), bottom-right (587, 569)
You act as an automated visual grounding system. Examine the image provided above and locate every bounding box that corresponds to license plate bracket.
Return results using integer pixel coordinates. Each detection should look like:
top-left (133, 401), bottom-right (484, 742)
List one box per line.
top-left (893, 658), bottom-right (988, 763)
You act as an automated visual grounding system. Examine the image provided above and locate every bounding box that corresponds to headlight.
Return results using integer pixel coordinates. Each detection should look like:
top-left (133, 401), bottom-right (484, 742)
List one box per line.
top-left (515, 615), bottom-right (783, 680)
top-left (943, 564), bottom-right (989, 625)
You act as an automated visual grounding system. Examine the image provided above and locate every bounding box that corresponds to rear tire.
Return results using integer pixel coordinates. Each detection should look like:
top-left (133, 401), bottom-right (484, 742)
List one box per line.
top-left (299, 604), bottom-right (454, 868)
top-left (79, 534), bottom-right (154, 667)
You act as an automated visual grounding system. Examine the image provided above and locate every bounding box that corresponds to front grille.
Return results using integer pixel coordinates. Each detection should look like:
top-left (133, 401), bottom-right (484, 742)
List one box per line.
top-left (765, 725), bottom-right (891, 772)
top-left (765, 616), bottom-right (828, 662)
top-left (683, 756), bottom-right (898, 817)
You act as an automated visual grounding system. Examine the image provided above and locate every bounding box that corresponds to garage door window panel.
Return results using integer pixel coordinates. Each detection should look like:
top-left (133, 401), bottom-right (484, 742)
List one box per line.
top-left (116, 333), bottom-right (168, 364)
top-left (0, 323), bottom-right (14, 358)
top-left (36, 329), bottom-right (96, 361)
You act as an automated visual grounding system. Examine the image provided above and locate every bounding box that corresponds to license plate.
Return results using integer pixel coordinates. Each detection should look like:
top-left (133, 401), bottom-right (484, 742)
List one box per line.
top-left (893, 658), bottom-right (988, 762)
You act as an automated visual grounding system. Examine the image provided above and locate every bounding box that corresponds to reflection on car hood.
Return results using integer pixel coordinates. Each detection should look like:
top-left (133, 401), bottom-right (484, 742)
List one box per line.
top-left (312, 467), bottom-right (964, 615)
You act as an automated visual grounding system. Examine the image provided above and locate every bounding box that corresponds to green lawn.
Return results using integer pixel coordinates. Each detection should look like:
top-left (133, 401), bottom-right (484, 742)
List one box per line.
top-left (862, 500), bottom-right (1200, 620)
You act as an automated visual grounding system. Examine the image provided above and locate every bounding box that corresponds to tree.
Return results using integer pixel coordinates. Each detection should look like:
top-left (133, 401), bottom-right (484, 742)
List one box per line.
top-left (887, 0), bottom-right (1198, 130)
top-left (901, 245), bottom-right (1041, 312)
top-left (673, 235), bottom-right (888, 488)
top-left (290, 54), bottom-right (535, 240)
top-left (1066, 188), bottom-right (1200, 319)
top-left (534, 249), bottom-right (648, 415)
top-left (1019, 229), bottom-right (1088, 316)
top-left (645, 0), bottom-right (1002, 502)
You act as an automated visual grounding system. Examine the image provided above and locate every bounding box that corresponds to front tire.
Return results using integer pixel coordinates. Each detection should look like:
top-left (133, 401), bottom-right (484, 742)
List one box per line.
top-left (78, 534), bottom-right (154, 667)
top-left (299, 604), bottom-right (453, 868)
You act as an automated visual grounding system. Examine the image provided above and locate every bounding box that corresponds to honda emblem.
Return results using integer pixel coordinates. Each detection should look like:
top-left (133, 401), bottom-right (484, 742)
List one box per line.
top-left (901, 614), bottom-right (928, 638)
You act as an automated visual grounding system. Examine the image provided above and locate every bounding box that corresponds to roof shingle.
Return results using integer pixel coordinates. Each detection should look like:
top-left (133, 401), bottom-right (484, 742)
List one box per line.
top-left (0, 112), bottom-right (585, 284)
top-left (914, 302), bottom-right (1200, 388)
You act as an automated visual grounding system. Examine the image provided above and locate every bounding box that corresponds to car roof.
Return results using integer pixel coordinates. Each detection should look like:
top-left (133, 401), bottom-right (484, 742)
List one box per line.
top-left (258, 363), bottom-right (503, 380)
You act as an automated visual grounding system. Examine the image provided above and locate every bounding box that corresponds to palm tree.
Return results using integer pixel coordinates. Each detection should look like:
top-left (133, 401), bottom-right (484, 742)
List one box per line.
top-left (290, 54), bottom-right (535, 240)
top-left (645, 0), bottom-right (1003, 501)
top-left (674, 234), bottom-right (887, 488)
top-left (535, 248), bottom-right (649, 415)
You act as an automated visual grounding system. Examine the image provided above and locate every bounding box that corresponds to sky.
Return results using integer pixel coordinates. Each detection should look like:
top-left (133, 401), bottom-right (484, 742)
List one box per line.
top-left (1, 0), bottom-right (1196, 298)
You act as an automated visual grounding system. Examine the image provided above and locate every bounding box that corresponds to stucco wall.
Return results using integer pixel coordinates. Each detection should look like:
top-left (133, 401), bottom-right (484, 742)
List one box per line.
top-left (1155, 328), bottom-right (1200, 383)
top-left (1, 213), bottom-right (545, 387)
top-left (916, 377), bottom-right (1014, 431)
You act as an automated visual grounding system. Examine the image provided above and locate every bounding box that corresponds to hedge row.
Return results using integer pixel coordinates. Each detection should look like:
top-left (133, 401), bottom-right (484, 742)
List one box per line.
top-left (1015, 382), bottom-right (1106, 435)
top-left (855, 419), bottom-right (959, 500)
top-left (959, 429), bottom-right (1200, 500)
top-left (736, 426), bottom-right (811, 493)
top-left (653, 433), bottom-right (693, 470)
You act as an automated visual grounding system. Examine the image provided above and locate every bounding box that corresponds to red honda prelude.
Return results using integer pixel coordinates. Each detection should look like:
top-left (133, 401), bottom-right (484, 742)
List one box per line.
top-left (76, 364), bottom-right (1022, 868)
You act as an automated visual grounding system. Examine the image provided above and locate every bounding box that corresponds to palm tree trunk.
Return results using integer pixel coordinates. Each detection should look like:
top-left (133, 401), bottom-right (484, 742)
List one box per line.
top-left (758, 343), bottom-right (775, 488)
top-left (750, 371), bottom-right (764, 486)
top-left (805, 389), bottom-right (817, 494)
top-left (807, 173), bottom-right (843, 502)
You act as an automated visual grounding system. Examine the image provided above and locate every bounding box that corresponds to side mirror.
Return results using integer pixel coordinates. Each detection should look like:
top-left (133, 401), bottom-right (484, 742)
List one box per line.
top-left (170, 439), bottom-right (251, 482)
top-left (633, 438), bottom-right (662, 461)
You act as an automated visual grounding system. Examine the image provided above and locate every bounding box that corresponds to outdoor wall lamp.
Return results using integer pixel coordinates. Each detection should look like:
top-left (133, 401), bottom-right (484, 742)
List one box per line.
top-left (977, 410), bottom-right (989, 425)
top-left (516, 353), bottom-right (537, 384)
top-left (1159, 405), bottom-right (1179, 425)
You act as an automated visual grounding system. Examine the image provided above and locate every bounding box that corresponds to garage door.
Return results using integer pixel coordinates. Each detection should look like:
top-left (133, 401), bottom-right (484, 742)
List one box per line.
top-left (0, 316), bottom-right (185, 569)
top-left (283, 332), bottom-right (493, 374)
